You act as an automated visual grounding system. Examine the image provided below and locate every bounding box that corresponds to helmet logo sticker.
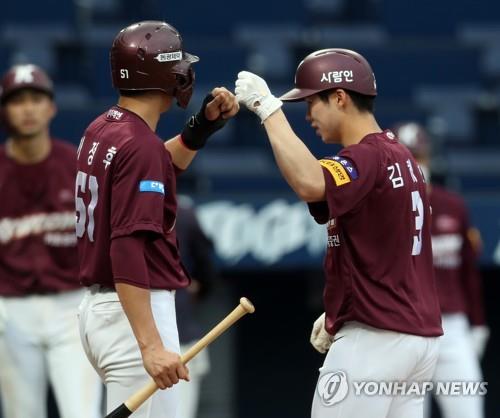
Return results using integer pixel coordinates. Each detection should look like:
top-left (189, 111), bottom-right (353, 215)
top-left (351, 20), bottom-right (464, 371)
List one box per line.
top-left (154, 51), bottom-right (182, 62)
top-left (321, 70), bottom-right (353, 84)
top-left (14, 65), bottom-right (35, 83)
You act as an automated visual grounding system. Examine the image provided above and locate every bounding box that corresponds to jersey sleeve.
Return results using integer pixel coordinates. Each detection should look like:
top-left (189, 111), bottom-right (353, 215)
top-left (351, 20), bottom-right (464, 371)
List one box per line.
top-left (110, 141), bottom-right (166, 239)
top-left (307, 201), bottom-right (330, 225)
top-left (320, 143), bottom-right (380, 218)
top-left (110, 233), bottom-right (150, 288)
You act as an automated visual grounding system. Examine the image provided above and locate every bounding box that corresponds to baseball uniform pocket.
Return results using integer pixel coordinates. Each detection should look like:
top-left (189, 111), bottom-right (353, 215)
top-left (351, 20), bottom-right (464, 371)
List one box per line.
top-left (91, 300), bottom-right (124, 313)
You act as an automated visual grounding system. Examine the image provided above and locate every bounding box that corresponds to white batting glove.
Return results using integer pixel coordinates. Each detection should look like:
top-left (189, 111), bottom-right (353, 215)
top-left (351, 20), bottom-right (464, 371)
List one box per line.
top-left (235, 71), bottom-right (282, 122)
top-left (310, 312), bottom-right (334, 354)
top-left (470, 325), bottom-right (490, 359)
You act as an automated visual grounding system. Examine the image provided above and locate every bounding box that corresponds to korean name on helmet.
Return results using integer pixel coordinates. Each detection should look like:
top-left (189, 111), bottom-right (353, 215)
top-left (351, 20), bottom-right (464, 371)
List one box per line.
top-left (280, 48), bottom-right (377, 102)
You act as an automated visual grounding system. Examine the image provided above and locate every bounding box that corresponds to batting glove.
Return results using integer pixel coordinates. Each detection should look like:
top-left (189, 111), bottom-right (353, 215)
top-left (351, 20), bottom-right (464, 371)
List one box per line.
top-left (181, 94), bottom-right (228, 150)
top-left (235, 71), bottom-right (282, 122)
top-left (470, 325), bottom-right (490, 359)
top-left (310, 312), bottom-right (334, 354)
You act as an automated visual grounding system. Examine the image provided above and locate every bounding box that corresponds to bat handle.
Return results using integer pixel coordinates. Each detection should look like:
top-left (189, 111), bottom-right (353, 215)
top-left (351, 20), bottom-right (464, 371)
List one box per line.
top-left (122, 381), bottom-right (158, 414)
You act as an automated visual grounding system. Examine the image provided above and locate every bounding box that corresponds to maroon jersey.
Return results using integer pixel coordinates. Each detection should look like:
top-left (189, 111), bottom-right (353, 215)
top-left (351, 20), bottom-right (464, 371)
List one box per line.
top-left (430, 185), bottom-right (485, 325)
top-left (309, 130), bottom-right (442, 337)
top-left (76, 106), bottom-right (189, 290)
top-left (0, 140), bottom-right (80, 296)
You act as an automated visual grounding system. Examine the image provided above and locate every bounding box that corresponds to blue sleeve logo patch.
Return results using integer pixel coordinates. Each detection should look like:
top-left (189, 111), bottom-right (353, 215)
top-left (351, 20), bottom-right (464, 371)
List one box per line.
top-left (139, 180), bottom-right (165, 195)
top-left (332, 156), bottom-right (359, 180)
top-left (319, 156), bottom-right (359, 186)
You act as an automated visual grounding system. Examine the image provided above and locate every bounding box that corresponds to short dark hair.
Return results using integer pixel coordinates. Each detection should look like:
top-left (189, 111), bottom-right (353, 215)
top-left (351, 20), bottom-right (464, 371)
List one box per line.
top-left (317, 88), bottom-right (375, 113)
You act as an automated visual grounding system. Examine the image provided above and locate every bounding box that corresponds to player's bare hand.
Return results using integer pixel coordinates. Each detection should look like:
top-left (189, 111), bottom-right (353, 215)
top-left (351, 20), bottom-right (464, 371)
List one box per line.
top-left (205, 87), bottom-right (239, 121)
top-left (141, 345), bottom-right (190, 389)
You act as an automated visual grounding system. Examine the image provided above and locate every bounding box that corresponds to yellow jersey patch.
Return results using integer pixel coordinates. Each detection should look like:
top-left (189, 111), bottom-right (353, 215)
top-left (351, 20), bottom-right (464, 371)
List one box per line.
top-left (319, 159), bottom-right (351, 186)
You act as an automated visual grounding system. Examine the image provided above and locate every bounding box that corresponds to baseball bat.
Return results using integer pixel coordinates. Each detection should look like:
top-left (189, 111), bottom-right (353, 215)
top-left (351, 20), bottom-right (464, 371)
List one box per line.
top-left (104, 297), bottom-right (255, 418)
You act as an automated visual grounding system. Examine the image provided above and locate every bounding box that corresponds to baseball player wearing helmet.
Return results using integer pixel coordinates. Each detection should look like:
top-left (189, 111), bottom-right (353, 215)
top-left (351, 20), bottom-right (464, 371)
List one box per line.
top-left (76, 21), bottom-right (238, 418)
top-left (393, 122), bottom-right (488, 418)
top-left (0, 64), bottom-right (102, 418)
top-left (236, 49), bottom-right (443, 417)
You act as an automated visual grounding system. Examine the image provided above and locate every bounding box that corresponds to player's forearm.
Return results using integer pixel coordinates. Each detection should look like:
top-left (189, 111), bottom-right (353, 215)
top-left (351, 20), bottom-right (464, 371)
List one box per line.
top-left (264, 110), bottom-right (325, 202)
top-left (115, 283), bottom-right (164, 351)
top-left (164, 135), bottom-right (197, 169)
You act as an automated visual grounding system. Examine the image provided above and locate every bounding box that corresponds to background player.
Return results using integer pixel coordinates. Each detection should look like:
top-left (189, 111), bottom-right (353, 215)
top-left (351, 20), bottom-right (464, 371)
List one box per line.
top-left (0, 64), bottom-right (102, 418)
top-left (76, 21), bottom-right (239, 418)
top-left (393, 121), bottom-right (489, 418)
top-left (235, 49), bottom-right (442, 417)
top-left (176, 195), bottom-right (218, 418)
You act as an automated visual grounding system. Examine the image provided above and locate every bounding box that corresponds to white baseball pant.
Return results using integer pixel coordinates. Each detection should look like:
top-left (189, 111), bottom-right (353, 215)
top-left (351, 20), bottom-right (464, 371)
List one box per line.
top-left (78, 285), bottom-right (181, 418)
top-left (424, 313), bottom-right (484, 418)
top-left (312, 321), bottom-right (440, 418)
top-left (0, 288), bottom-right (102, 418)
top-left (177, 342), bottom-right (210, 418)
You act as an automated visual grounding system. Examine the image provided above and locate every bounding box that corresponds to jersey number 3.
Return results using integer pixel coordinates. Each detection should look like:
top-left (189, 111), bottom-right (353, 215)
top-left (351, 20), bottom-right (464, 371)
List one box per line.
top-left (411, 190), bottom-right (424, 256)
top-left (75, 170), bottom-right (99, 242)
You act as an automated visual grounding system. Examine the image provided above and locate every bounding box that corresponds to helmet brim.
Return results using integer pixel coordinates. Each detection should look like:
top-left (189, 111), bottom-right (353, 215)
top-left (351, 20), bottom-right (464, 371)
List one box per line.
top-left (184, 52), bottom-right (199, 64)
top-left (172, 52), bottom-right (199, 77)
top-left (279, 87), bottom-right (319, 102)
top-left (1, 85), bottom-right (54, 105)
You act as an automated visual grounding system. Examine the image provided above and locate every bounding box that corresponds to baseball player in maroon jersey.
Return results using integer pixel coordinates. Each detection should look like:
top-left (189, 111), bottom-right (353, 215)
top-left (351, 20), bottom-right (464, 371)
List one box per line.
top-left (393, 122), bottom-right (488, 418)
top-left (76, 21), bottom-right (238, 418)
top-left (0, 65), bottom-right (102, 418)
top-left (236, 49), bottom-right (443, 417)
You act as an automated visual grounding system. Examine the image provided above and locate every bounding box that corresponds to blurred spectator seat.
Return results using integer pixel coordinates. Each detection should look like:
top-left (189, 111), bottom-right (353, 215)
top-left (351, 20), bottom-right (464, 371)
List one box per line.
top-left (0, 1), bottom-right (75, 24)
top-left (0, 25), bottom-right (73, 74)
top-left (381, 0), bottom-right (499, 37)
top-left (458, 25), bottom-right (500, 83)
top-left (444, 148), bottom-right (500, 193)
top-left (415, 85), bottom-right (483, 142)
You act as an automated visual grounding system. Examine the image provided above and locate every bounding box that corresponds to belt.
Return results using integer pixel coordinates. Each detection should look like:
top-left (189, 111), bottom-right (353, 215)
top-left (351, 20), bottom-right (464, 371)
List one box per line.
top-left (88, 284), bottom-right (175, 295)
top-left (88, 284), bottom-right (116, 294)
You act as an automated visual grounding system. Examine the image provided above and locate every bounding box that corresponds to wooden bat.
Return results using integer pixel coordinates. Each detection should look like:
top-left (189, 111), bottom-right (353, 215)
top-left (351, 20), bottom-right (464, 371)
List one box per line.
top-left (104, 297), bottom-right (255, 418)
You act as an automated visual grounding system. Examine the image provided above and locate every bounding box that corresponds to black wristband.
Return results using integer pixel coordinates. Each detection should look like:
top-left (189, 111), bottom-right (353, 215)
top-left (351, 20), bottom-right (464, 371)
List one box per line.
top-left (180, 94), bottom-right (229, 150)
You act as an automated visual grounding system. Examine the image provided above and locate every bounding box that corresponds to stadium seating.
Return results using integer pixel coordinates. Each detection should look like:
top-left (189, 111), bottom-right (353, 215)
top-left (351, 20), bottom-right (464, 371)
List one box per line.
top-left (0, 0), bottom-right (499, 196)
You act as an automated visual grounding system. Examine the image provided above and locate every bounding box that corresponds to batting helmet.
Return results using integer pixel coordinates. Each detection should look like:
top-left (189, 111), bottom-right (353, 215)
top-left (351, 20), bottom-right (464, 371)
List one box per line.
top-left (280, 48), bottom-right (377, 102)
top-left (110, 20), bottom-right (199, 108)
top-left (391, 122), bottom-right (430, 159)
top-left (0, 64), bottom-right (54, 105)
